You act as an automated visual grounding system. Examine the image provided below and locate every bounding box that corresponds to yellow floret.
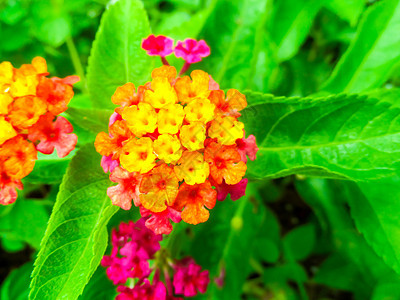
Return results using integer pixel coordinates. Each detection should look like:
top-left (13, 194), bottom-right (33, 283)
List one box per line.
top-left (179, 122), bottom-right (206, 151)
top-left (144, 77), bottom-right (178, 108)
top-left (184, 97), bottom-right (216, 124)
top-left (158, 103), bottom-right (184, 134)
top-left (174, 151), bottom-right (209, 185)
top-left (0, 62), bottom-right (13, 92)
top-left (0, 93), bottom-right (13, 115)
top-left (208, 116), bottom-right (244, 145)
top-left (153, 134), bottom-right (182, 164)
top-left (0, 117), bottom-right (17, 144)
top-left (122, 103), bottom-right (157, 137)
top-left (120, 137), bottom-right (156, 174)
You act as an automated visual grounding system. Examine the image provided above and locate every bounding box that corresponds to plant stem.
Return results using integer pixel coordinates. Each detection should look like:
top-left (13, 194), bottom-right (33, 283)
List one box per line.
top-left (66, 36), bottom-right (87, 93)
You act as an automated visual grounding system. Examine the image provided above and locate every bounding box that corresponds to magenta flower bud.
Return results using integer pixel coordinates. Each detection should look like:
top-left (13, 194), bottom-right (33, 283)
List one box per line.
top-left (142, 35), bottom-right (174, 57)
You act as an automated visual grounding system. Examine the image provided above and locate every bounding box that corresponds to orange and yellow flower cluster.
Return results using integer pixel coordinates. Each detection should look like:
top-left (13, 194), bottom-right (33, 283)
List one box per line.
top-left (0, 57), bottom-right (79, 205)
top-left (96, 65), bottom-right (256, 234)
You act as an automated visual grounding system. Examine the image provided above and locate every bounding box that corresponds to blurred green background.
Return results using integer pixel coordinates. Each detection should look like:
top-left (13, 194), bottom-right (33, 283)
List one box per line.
top-left (1, 0), bottom-right (400, 299)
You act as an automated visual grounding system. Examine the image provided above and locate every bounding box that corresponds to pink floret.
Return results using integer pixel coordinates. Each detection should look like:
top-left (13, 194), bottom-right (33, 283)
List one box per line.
top-left (142, 35), bottom-right (174, 57)
top-left (174, 39), bottom-right (210, 63)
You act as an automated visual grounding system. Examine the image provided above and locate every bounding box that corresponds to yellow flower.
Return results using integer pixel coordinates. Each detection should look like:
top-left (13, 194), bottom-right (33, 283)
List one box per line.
top-left (145, 77), bottom-right (178, 108)
top-left (174, 151), bottom-right (210, 185)
top-left (179, 122), bottom-right (206, 151)
top-left (0, 117), bottom-right (17, 144)
top-left (120, 137), bottom-right (156, 174)
top-left (208, 116), bottom-right (244, 145)
top-left (0, 93), bottom-right (13, 115)
top-left (184, 97), bottom-right (215, 124)
top-left (122, 103), bottom-right (157, 137)
top-left (174, 70), bottom-right (210, 104)
top-left (158, 103), bottom-right (184, 134)
top-left (153, 134), bottom-right (182, 164)
top-left (0, 61), bottom-right (13, 92)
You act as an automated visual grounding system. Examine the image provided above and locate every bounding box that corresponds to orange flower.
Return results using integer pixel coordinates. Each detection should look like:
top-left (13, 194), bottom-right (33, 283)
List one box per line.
top-left (112, 82), bottom-right (146, 108)
top-left (204, 141), bottom-right (246, 185)
top-left (0, 136), bottom-right (37, 180)
top-left (8, 96), bottom-right (47, 129)
top-left (95, 120), bottom-right (132, 160)
top-left (151, 65), bottom-right (177, 83)
top-left (139, 164), bottom-right (179, 213)
top-left (36, 75), bottom-right (79, 115)
top-left (209, 89), bottom-right (247, 117)
top-left (174, 181), bottom-right (216, 225)
top-left (174, 70), bottom-right (210, 104)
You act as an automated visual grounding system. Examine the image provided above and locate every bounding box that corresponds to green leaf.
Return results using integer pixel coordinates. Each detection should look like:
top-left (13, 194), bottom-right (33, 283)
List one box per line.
top-left (25, 151), bottom-right (75, 184)
top-left (270, 0), bottom-right (325, 62)
top-left (324, 0), bottom-right (365, 26)
top-left (79, 266), bottom-right (116, 300)
top-left (198, 0), bottom-right (276, 91)
top-left (1, 262), bottom-right (33, 300)
top-left (283, 223), bottom-right (315, 261)
top-left (322, 0), bottom-right (400, 93)
top-left (342, 177), bottom-right (400, 274)
top-left (66, 107), bottom-right (112, 134)
top-left (29, 144), bottom-right (119, 300)
top-left (372, 282), bottom-right (400, 300)
top-left (263, 263), bottom-right (308, 284)
top-left (241, 91), bottom-right (400, 181)
top-left (87, 0), bottom-right (154, 109)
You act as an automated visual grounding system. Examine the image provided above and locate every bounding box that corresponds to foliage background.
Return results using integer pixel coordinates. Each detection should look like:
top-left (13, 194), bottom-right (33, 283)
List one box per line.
top-left (1, 0), bottom-right (400, 299)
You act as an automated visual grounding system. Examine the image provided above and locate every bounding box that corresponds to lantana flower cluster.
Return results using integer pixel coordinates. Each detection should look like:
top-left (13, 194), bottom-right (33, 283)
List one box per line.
top-left (0, 57), bottom-right (79, 205)
top-left (95, 35), bottom-right (258, 235)
top-left (102, 219), bottom-right (210, 299)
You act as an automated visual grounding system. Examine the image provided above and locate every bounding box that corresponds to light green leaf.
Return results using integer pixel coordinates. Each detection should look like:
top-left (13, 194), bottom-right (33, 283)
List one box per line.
top-left (87, 0), bottom-right (154, 109)
top-left (198, 0), bottom-right (275, 91)
top-left (270, 0), bottom-right (325, 62)
top-left (241, 91), bottom-right (400, 181)
top-left (324, 0), bottom-right (365, 26)
top-left (66, 107), bottom-right (112, 134)
top-left (29, 144), bottom-right (119, 300)
top-left (322, 0), bottom-right (400, 93)
top-left (343, 177), bottom-right (400, 274)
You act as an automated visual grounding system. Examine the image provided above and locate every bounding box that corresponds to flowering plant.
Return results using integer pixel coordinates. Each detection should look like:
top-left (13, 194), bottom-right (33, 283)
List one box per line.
top-left (2, 0), bottom-right (400, 299)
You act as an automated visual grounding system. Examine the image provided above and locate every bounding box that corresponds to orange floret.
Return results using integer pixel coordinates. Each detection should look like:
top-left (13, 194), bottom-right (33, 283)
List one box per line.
top-left (204, 141), bottom-right (246, 185)
top-left (151, 65), bottom-right (177, 83)
top-left (209, 89), bottom-right (247, 117)
top-left (94, 120), bottom-right (133, 160)
top-left (0, 136), bottom-right (37, 180)
top-left (139, 164), bottom-right (179, 212)
top-left (174, 181), bottom-right (216, 225)
top-left (174, 151), bottom-right (209, 185)
top-left (8, 96), bottom-right (47, 129)
top-left (120, 137), bottom-right (156, 174)
top-left (174, 70), bottom-right (210, 104)
top-left (112, 82), bottom-right (146, 108)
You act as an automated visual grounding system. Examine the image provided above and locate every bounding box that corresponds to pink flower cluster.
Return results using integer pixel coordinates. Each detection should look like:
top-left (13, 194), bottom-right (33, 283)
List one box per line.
top-left (102, 219), bottom-right (210, 299)
top-left (141, 35), bottom-right (211, 64)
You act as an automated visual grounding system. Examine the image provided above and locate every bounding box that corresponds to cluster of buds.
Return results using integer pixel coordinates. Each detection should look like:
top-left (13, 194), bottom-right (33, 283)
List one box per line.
top-left (102, 219), bottom-right (210, 299)
top-left (95, 35), bottom-right (258, 235)
top-left (0, 57), bottom-right (78, 205)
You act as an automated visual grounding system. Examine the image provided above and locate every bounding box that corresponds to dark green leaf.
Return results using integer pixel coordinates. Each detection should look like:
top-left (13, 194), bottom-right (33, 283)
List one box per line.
top-left (29, 144), bottom-right (119, 300)
top-left (1, 262), bottom-right (33, 300)
top-left (241, 91), bottom-right (400, 181)
top-left (87, 0), bottom-right (155, 109)
top-left (322, 0), bottom-right (400, 93)
top-left (283, 223), bottom-right (315, 261)
top-left (79, 266), bottom-right (116, 300)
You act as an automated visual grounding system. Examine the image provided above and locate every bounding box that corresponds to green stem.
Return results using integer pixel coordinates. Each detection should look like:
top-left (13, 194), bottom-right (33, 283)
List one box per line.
top-left (66, 36), bottom-right (87, 93)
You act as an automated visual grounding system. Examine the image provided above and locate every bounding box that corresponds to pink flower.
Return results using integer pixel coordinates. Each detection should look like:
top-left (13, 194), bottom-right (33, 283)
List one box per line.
top-left (107, 167), bottom-right (142, 210)
top-left (101, 155), bottom-right (119, 173)
top-left (28, 114), bottom-right (77, 158)
top-left (174, 39), bottom-right (210, 63)
top-left (0, 179), bottom-right (23, 205)
top-left (109, 112), bottom-right (122, 127)
top-left (236, 132), bottom-right (258, 163)
top-left (117, 280), bottom-right (166, 300)
top-left (214, 178), bottom-right (248, 201)
top-left (173, 258), bottom-right (210, 297)
top-left (142, 35), bottom-right (174, 57)
top-left (140, 206), bottom-right (181, 235)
